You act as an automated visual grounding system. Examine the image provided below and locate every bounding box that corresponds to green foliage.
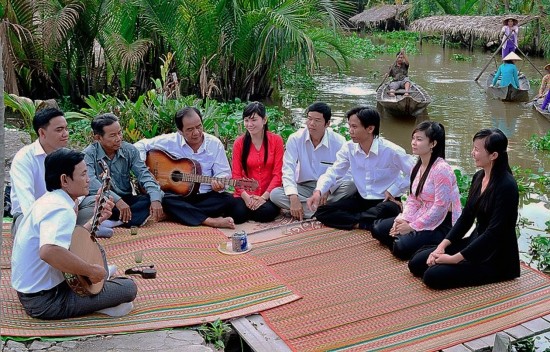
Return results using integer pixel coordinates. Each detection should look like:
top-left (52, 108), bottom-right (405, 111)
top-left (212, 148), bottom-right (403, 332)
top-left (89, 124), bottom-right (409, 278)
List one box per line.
top-left (528, 235), bottom-right (550, 273)
top-left (526, 131), bottom-right (550, 151)
top-left (512, 166), bottom-right (550, 196)
top-left (451, 54), bottom-right (472, 62)
top-left (514, 336), bottom-right (536, 352)
top-left (279, 66), bottom-right (320, 107)
top-left (197, 319), bottom-right (232, 350)
top-left (453, 169), bottom-right (472, 207)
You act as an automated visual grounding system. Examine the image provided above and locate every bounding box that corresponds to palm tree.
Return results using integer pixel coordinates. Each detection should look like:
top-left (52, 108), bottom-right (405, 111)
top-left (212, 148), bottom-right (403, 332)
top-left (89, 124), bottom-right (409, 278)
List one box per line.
top-left (138, 0), bottom-right (352, 100)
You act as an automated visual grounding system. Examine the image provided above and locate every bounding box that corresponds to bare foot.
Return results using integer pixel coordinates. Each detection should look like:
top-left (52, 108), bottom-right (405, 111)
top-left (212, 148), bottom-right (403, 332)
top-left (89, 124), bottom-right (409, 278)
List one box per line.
top-left (203, 217), bottom-right (235, 229)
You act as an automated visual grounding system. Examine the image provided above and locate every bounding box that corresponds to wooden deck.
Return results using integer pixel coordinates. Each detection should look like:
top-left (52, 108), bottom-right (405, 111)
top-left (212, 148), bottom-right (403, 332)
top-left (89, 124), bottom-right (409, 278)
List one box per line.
top-left (232, 313), bottom-right (550, 352)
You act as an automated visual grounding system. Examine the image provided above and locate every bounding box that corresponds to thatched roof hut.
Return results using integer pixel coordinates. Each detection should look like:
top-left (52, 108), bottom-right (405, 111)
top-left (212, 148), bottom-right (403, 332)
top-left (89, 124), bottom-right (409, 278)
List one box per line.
top-left (350, 4), bottom-right (411, 29)
top-left (409, 15), bottom-right (538, 42)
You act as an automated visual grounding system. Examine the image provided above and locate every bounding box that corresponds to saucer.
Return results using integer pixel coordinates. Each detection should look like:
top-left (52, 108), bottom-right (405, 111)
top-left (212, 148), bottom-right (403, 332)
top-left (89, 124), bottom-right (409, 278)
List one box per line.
top-left (217, 241), bottom-right (252, 255)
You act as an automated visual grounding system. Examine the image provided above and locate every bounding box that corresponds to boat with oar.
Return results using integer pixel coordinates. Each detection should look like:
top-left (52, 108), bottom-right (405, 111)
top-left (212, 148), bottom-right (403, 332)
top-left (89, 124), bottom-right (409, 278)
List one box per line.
top-left (376, 82), bottom-right (431, 116)
top-left (533, 103), bottom-right (550, 122)
top-left (485, 72), bottom-right (530, 102)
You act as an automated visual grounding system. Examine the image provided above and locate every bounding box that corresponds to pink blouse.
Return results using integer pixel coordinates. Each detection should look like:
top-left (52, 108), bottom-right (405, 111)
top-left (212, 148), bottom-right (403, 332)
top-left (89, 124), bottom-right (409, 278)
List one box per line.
top-left (231, 131), bottom-right (284, 197)
top-left (401, 157), bottom-right (462, 231)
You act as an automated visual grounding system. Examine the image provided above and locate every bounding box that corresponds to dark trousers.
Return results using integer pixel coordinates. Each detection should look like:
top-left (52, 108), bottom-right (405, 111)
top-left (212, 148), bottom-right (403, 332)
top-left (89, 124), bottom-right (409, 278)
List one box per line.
top-left (315, 193), bottom-right (400, 230)
top-left (111, 194), bottom-right (151, 227)
top-left (162, 191), bottom-right (234, 226)
top-left (372, 212), bottom-right (452, 260)
top-left (408, 240), bottom-right (506, 290)
top-left (17, 279), bottom-right (137, 320)
top-left (229, 198), bottom-right (280, 224)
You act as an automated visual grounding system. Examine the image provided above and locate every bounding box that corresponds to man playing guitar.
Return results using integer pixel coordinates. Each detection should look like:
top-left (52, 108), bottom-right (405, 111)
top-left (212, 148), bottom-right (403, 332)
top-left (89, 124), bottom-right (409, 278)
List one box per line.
top-left (11, 148), bottom-right (137, 319)
top-left (134, 107), bottom-right (237, 229)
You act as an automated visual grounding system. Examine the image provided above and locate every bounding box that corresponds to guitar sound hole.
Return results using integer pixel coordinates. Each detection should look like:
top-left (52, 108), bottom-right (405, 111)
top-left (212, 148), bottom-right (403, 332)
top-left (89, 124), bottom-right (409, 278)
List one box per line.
top-left (171, 171), bottom-right (183, 182)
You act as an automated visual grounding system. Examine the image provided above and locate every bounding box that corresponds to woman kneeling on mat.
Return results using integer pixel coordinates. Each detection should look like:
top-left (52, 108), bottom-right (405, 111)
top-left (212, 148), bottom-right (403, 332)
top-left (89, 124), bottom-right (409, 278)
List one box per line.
top-left (371, 121), bottom-right (461, 259)
top-left (408, 128), bottom-right (520, 289)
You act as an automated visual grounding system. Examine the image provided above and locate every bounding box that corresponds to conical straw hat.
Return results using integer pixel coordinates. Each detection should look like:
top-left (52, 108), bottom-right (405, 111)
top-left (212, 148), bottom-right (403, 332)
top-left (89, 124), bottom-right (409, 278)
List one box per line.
top-left (502, 17), bottom-right (518, 25)
top-left (544, 63), bottom-right (550, 71)
top-left (503, 52), bottom-right (522, 61)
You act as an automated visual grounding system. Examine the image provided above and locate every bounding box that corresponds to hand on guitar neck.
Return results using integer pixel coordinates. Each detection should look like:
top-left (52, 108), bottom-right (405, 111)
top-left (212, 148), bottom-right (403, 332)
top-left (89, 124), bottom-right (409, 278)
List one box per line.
top-left (83, 192), bottom-right (115, 232)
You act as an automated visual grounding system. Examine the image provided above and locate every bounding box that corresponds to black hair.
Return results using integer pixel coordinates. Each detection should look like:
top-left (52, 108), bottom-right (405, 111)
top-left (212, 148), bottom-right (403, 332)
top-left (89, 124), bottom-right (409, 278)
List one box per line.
top-left (45, 148), bottom-right (85, 191)
top-left (410, 121), bottom-right (446, 197)
top-left (33, 108), bottom-right (64, 135)
top-left (504, 60), bottom-right (514, 64)
top-left (306, 102), bottom-right (331, 124)
top-left (241, 102), bottom-right (268, 176)
top-left (175, 107), bottom-right (202, 131)
top-left (468, 128), bottom-right (512, 213)
top-left (91, 113), bottom-right (119, 136)
top-left (345, 106), bottom-right (380, 137)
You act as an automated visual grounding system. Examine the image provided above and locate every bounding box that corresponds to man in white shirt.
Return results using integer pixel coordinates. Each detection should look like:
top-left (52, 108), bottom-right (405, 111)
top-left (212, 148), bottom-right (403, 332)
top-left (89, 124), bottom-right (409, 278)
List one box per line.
top-left (134, 107), bottom-right (236, 229)
top-left (307, 106), bottom-right (415, 230)
top-left (9, 108), bottom-right (112, 237)
top-left (11, 148), bottom-right (137, 319)
top-left (270, 102), bottom-right (356, 220)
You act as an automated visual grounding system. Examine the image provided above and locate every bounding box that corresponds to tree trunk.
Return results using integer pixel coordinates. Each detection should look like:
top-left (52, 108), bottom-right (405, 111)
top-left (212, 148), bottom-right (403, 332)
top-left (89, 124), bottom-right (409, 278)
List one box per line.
top-left (0, 34), bottom-right (6, 282)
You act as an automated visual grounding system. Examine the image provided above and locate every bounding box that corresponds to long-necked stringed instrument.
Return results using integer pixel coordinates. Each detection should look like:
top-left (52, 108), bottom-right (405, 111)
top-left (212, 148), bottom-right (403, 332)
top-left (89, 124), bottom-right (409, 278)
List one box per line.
top-left (146, 149), bottom-right (259, 196)
top-left (63, 160), bottom-right (110, 296)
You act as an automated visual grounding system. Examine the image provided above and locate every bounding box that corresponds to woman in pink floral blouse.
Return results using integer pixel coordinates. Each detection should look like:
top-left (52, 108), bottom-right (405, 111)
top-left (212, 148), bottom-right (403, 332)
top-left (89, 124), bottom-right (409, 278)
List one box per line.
top-left (371, 121), bottom-right (462, 259)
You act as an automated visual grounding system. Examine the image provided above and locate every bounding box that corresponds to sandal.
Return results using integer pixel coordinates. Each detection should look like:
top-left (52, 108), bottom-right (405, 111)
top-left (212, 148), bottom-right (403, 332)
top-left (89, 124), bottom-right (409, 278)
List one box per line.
top-left (124, 264), bottom-right (157, 279)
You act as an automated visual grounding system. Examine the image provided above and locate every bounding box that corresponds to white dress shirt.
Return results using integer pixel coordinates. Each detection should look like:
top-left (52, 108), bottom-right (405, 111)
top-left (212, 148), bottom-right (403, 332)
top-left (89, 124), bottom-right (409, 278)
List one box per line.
top-left (316, 137), bottom-right (415, 199)
top-left (282, 128), bottom-right (350, 196)
top-left (11, 189), bottom-right (76, 293)
top-left (134, 132), bottom-right (231, 194)
top-left (9, 140), bottom-right (48, 216)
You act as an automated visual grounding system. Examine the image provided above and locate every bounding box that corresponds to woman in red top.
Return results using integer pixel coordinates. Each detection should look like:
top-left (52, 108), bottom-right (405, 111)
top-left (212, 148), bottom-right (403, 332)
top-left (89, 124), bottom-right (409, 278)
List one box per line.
top-left (230, 102), bottom-right (284, 224)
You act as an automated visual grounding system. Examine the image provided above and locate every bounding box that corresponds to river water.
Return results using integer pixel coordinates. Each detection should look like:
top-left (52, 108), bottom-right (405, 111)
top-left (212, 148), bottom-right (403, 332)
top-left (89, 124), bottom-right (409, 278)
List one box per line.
top-left (281, 42), bottom-right (550, 263)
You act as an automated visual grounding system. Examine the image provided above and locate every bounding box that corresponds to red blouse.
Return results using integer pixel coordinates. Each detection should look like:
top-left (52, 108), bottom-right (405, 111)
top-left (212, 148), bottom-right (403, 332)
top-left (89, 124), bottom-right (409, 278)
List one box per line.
top-left (232, 131), bottom-right (284, 197)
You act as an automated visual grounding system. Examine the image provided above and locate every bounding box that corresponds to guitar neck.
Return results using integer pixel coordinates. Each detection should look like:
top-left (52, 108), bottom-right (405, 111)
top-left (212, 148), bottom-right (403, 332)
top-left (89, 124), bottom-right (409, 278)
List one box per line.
top-left (179, 174), bottom-right (237, 187)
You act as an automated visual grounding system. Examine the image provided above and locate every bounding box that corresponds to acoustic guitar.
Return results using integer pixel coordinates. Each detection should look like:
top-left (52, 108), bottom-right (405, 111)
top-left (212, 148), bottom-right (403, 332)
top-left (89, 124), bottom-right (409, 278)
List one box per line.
top-left (63, 160), bottom-right (110, 296)
top-left (146, 149), bottom-right (259, 197)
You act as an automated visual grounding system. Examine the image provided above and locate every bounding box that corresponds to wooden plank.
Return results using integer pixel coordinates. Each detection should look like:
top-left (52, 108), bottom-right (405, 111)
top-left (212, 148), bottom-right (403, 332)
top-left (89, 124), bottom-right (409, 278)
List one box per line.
top-left (231, 315), bottom-right (291, 352)
top-left (503, 325), bottom-right (533, 339)
top-left (521, 317), bottom-right (550, 333)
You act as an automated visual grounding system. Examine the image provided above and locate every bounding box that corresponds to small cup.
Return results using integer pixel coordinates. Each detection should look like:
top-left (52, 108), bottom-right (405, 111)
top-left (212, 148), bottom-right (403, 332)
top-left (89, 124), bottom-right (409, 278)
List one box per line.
top-left (130, 226), bottom-right (138, 236)
top-left (134, 251), bottom-right (143, 263)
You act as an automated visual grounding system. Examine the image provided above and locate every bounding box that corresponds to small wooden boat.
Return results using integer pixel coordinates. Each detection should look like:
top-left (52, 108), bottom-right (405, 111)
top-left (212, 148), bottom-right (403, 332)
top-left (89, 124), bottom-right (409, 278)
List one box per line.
top-left (533, 103), bottom-right (550, 122)
top-left (376, 82), bottom-right (431, 116)
top-left (486, 72), bottom-right (530, 102)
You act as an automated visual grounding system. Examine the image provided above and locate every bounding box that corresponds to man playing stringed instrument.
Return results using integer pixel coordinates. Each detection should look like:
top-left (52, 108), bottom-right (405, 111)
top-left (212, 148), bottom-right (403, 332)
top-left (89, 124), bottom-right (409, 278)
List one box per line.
top-left (80, 113), bottom-right (164, 231)
top-left (134, 107), bottom-right (236, 229)
top-left (11, 148), bottom-right (137, 319)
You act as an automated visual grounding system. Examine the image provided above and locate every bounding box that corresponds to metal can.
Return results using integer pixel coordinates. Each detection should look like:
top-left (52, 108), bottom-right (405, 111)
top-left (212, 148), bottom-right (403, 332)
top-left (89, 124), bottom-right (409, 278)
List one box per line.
top-left (232, 230), bottom-right (248, 252)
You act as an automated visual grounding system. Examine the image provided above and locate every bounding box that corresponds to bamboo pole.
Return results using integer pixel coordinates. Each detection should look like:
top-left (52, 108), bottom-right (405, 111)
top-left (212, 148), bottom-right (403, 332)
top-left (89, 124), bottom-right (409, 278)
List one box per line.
top-left (474, 39), bottom-right (506, 82)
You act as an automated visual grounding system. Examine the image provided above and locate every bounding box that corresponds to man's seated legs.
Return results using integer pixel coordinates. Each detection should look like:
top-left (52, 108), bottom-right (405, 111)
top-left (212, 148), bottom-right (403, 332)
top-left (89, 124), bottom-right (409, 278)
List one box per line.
top-left (17, 278), bottom-right (137, 320)
top-left (162, 191), bottom-right (235, 228)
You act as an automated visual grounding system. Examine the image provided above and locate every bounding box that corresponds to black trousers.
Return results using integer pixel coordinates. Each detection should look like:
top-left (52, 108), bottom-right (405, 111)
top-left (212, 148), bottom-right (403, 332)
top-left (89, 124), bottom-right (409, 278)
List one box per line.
top-left (110, 194), bottom-right (151, 227)
top-left (229, 198), bottom-right (280, 224)
top-left (408, 240), bottom-right (508, 289)
top-left (17, 279), bottom-right (137, 320)
top-left (372, 212), bottom-right (452, 260)
top-left (315, 192), bottom-right (400, 230)
top-left (162, 191), bottom-right (234, 226)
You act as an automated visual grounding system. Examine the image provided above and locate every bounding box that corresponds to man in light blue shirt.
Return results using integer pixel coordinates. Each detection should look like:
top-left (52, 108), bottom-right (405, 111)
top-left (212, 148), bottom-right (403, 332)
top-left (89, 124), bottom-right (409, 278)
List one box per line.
top-left (80, 114), bottom-right (164, 229)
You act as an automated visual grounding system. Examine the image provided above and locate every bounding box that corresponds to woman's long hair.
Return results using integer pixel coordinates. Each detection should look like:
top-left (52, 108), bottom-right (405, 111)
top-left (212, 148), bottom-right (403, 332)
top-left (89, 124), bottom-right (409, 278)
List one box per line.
top-left (467, 128), bottom-right (512, 213)
top-left (410, 121), bottom-right (446, 197)
top-left (241, 102), bottom-right (268, 176)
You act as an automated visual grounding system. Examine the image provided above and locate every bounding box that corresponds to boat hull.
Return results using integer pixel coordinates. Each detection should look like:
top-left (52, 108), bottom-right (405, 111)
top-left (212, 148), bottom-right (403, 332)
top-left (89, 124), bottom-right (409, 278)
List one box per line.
top-left (486, 72), bottom-right (530, 102)
top-left (533, 104), bottom-right (550, 122)
top-left (376, 82), bottom-right (431, 116)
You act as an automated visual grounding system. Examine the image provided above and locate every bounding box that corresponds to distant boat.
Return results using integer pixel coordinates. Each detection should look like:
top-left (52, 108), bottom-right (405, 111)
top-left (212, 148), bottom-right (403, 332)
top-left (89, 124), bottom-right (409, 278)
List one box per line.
top-left (533, 103), bottom-right (550, 122)
top-left (376, 82), bottom-right (431, 116)
top-left (486, 72), bottom-right (530, 102)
